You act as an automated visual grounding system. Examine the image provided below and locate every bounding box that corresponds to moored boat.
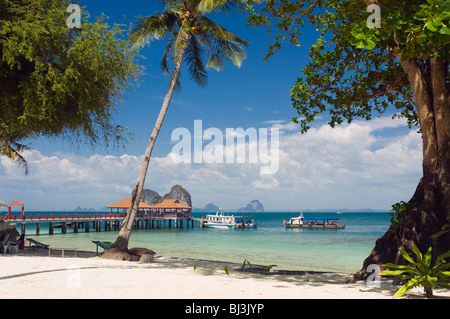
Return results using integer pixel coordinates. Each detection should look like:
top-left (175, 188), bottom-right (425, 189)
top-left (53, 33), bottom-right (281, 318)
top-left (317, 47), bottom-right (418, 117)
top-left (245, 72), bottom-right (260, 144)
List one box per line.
top-left (235, 216), bottom-right (257, 229)
top-left (202, 212), bottom-right (257, 229)
top-left (283, 213), bottom-right (345, 229)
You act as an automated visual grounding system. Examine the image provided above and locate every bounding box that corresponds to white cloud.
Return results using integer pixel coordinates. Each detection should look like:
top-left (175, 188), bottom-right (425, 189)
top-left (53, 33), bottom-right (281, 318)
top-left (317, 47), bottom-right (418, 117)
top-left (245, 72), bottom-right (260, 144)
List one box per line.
top-left (0, 151), bottom-right (143, 210)
top-left (0, 116), bottom-right (422, 211)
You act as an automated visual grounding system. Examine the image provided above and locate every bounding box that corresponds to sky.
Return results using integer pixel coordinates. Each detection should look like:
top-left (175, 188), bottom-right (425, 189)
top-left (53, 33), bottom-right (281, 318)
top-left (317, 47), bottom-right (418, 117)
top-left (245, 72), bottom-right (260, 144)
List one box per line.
top-left (0, 1), bottom-right (423, 212)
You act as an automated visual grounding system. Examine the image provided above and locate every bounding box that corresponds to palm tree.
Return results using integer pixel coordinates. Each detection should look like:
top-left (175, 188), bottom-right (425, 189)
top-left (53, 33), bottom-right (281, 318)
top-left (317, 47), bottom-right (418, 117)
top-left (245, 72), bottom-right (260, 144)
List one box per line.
top-left (102, 0), bottom-right (248, 260)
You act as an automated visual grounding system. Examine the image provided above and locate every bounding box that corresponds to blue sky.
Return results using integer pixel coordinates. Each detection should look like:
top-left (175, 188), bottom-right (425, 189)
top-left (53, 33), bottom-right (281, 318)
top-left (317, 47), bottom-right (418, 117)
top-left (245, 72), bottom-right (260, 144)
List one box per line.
top-left (34, 0), bottom-right (319, 157)
top-left (0, 1), bottom-right (422, 211)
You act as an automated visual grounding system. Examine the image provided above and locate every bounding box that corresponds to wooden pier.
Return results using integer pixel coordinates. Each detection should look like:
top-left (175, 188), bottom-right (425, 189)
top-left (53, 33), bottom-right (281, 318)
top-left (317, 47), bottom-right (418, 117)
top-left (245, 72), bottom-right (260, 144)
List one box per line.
top-left (1, 198), bottom-right (196, 235)
top-left (191, 217), bottom-right (208, 228)
top-left (0, 212), bottom-right (194, 235)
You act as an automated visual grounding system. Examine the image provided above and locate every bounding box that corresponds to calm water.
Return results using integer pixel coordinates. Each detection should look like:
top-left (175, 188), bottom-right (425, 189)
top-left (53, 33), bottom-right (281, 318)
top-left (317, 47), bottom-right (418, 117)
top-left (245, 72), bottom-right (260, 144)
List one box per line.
top-left (11, 212), bottom-right (390, 273)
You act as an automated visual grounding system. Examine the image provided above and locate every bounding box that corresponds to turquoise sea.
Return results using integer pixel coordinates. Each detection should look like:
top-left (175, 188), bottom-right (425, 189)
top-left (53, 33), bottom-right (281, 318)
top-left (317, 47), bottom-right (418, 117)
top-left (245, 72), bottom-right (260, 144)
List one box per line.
top-left (11, 212), bottom-right (390, 273)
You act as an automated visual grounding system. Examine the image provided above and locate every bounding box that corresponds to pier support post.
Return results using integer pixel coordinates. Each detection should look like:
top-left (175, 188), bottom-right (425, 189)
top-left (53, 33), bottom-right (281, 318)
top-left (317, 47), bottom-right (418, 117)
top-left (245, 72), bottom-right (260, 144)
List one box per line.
top-left (49, 222), bottom-right (54, 235)
top-left (85, 221), bottom-right (90, 232)
top-left (36, 223), bottom-right (40, 236)
top-left (74, 222), bottom-right (78, 233)
top-left (62, 222), bottom-right (67, 234)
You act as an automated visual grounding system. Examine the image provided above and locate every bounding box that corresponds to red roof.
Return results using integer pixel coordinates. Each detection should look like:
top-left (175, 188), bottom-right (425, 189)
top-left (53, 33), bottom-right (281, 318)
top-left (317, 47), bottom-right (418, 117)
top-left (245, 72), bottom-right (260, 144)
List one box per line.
top-left (107, 198), bottom-right (153, 209)
top-left (151, 199), bottom-right (192, 209)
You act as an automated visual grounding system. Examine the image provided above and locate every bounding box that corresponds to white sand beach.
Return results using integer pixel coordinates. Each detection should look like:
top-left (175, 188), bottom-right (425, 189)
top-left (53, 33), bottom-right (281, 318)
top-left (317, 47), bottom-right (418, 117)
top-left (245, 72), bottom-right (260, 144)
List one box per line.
top-left (1, 253), bottom-right (449, 299)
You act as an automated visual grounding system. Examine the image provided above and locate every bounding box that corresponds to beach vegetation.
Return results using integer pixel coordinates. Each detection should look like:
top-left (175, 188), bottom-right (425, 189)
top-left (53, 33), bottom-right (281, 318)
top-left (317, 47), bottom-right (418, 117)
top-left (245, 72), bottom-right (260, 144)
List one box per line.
top-left (241, 258), bottom-right (253, 271)
top-left (102, 0), bottom-right (248, 260)
top-left (388, 201), bottom-right (409, 230)
top-left (431, 217), bottom-right (450, 239)
top-left (240, 259), bottom-right (277, 274)
top-left (381, 244), bottom-right (450, 298)
top-left (241, 0), bottom-right (450, 281)
top-left (261, 264), bottom-right (278, 274)
top-left (0, 0), bottom-right (141, 173)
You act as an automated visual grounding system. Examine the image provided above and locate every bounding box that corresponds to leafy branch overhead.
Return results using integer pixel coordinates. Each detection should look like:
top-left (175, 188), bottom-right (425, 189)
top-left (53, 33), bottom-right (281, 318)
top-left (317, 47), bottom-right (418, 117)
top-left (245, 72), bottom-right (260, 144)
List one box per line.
top-left (243, 0), bottom-right (450, 133)
top-left (0, 0), bottom-right (142, 172)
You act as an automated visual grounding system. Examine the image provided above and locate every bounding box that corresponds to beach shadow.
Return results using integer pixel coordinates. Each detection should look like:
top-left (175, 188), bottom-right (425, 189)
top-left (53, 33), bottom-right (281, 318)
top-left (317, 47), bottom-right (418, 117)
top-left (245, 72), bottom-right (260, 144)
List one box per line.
top-left (4, 253), bottom-right (448, 299)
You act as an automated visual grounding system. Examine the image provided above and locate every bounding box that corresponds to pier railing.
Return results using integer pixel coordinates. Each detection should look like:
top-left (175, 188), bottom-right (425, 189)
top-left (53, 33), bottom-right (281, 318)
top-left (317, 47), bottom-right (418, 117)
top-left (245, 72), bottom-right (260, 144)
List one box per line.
top-left (0, 212), bottom-right (192, 222)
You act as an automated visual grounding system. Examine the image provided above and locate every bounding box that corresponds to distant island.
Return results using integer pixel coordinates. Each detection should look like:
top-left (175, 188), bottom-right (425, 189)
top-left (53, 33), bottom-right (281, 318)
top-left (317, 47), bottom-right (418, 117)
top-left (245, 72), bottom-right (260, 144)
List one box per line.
top-left (237, 200), bottom-right (264, 213)
top-left (74, 206), bottom-right (97, 212)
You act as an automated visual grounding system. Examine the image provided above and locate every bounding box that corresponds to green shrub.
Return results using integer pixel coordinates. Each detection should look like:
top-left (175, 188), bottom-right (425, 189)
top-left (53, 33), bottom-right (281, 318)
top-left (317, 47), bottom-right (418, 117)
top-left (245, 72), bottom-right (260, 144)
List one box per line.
top-left (381, 244), bottom-right (450, 298)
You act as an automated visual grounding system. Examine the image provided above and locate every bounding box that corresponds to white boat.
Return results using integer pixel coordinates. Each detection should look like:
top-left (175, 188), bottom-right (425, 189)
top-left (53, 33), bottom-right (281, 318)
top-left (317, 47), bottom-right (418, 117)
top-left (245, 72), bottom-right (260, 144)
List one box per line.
top-left (283, 213), bottom-right (345, 229)
top-left (203, 212), bottom-right (257, 229)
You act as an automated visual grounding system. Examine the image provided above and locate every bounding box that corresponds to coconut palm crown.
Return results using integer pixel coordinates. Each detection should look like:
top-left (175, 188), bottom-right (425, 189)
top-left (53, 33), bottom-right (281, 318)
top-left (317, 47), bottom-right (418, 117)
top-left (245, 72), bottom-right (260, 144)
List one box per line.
top-left (129, 0), bottom-right (249, 87)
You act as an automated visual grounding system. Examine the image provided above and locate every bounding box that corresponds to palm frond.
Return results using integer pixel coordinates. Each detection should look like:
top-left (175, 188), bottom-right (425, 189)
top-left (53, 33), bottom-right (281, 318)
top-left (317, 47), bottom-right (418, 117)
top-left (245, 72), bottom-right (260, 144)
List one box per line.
top-left (128, 11), bottom-right (178, 51)
top-left (206, 53), bottom-right (225, 71)
top-left (198, 33), bottom-right (225, 71)
top-left (160, 31), bottom-right (177, 75)
top-left (197, 0), bottom-right (237, 15)
top-left (185, 35), bottom-right (208, 86)
top-left (198, 16), bottom-right (249, 68)
top-left (0, 137), bottom-right (29, 175)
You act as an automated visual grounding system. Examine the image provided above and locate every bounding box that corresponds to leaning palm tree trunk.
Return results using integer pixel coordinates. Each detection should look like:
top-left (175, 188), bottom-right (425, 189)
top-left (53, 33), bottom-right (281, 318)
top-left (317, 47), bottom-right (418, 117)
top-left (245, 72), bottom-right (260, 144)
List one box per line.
top-left (102, 40), bottom-right (188, 260)
top-left (101, 0), bottom-right (248, 260)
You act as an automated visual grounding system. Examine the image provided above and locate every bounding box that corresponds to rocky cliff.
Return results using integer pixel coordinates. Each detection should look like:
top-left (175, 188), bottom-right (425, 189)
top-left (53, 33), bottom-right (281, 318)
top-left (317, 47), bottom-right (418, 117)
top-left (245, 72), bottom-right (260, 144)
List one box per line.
top-left (237, 200), bottom-right (264, 213)
top-left (139, 189), bottom-right (162, 205)
top-left (136, 185), bottom-right (192, 206)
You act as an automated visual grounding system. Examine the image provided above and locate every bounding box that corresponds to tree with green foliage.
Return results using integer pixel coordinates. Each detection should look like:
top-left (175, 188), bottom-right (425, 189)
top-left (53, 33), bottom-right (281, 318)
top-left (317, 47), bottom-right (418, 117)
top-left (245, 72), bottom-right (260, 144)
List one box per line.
top-left (243, 0), bottom-right (450, 280)
top-left (102, 0), bottom-right (248, 260)
top-left (0, 0), bottom-right (141, 173)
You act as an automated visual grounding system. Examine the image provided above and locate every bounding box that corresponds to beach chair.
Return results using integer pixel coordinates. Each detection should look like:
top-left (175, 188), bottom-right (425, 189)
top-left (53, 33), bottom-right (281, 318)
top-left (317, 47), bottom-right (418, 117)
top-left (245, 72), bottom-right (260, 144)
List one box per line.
top-left (4, 241), bottom-right (19, 254)
top-left (92, 240), bottom-right (112, 256)
top-left (3, 233), bottom-right (25, 254)
top-left (0, 234), bottom-right (10, 253)
top-left (27, 238), bottom-right (50, 250)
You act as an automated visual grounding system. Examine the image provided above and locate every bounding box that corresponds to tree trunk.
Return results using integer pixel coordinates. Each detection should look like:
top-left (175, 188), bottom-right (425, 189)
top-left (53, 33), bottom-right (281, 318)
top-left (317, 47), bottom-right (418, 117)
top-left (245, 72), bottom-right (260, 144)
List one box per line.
top-left (101, 39), bottom-right (188, 261)
top-left (351, 54), bottom-right (450, 281)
